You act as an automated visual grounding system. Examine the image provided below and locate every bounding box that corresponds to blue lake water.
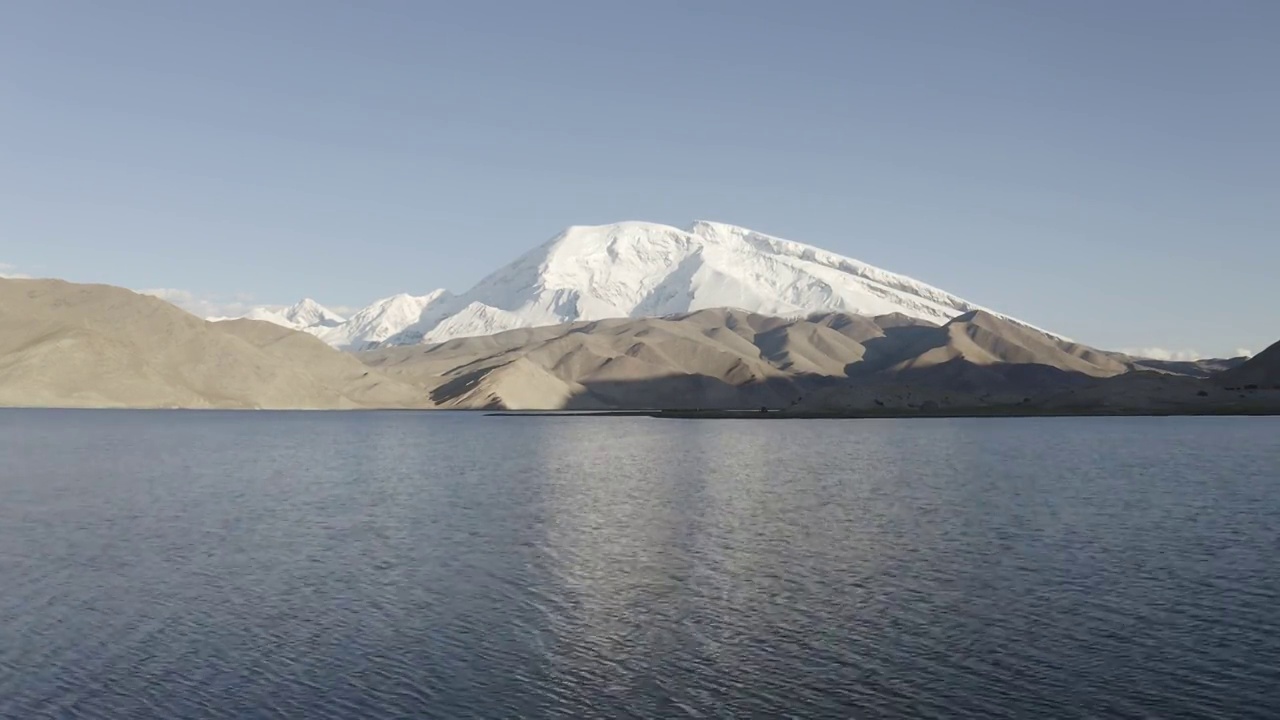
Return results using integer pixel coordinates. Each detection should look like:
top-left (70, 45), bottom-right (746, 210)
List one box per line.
top-left (1, 410), bottom-right (1277, 718)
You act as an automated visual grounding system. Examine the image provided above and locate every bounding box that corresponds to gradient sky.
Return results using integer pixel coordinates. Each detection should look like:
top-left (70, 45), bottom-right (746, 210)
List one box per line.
top-left (2, 1), bottom-right (1276, 357)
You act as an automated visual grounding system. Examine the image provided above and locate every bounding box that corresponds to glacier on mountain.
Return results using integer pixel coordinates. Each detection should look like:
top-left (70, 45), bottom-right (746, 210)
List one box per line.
top-left (213, 221), bottom-right (1051, 349)
top-left (214, 298), bottom-right (346, 331)
top-left (308, 290), bottom-right (452, 350)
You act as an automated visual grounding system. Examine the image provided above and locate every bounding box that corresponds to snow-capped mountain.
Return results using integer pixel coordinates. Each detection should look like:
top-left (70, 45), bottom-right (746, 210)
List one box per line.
top-left (216, 221), bottom-right (1053, 349)
top-left (308, 290), bottom-right (452, 350)
top-left (283, 298), bottom-right (346, 329)
top-left (215, 298), bottom-right (346, 331)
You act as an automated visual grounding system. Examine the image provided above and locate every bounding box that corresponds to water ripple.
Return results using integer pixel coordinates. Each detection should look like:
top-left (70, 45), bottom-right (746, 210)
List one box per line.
top-left (0, 411), bottom-right (1278, 718)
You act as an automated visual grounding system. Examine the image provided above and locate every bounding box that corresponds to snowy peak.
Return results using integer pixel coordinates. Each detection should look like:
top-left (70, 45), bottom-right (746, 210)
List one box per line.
top-left (687, 220), bottom-right (991, 321)
top-left (380, 219), bottom-right (1052, 347)
top-left (209, 220), bottom-right (1054, 349)
top-left (239, 307), bottom-right (294, 328)
top-left (523, 222), bottom-right (700, 319)
top-left (283, 298), bottom-right (345, 328)
top-left (309, 290), bottom-right (452, 350)
top-left (211, 298), bottom-right (345, 331)
top-left (419, 302), bottom-right (528, 345)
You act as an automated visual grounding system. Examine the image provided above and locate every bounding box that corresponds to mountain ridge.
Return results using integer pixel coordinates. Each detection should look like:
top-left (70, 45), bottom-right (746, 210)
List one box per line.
top-left (214, 298), bottom-right (346, 332)
top-left (3, 276), bottom-right (1274, 413)
top-left (1215, 339), bottom-right (1280, 387)
top-left (0, 278), bottom-right (427, 409)
top-left (213, 220), bottom-right (1057, 350)
top-left (359, 306), bottom-right (1129, 411)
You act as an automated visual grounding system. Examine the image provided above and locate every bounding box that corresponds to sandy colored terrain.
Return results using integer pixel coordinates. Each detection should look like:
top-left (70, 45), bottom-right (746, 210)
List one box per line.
top-left (363, 308), bottom-right (1149, 410)
top-left (0, 279), bottom-right (429, 409)
top-left (3, 277), bottom-right (1272, 414)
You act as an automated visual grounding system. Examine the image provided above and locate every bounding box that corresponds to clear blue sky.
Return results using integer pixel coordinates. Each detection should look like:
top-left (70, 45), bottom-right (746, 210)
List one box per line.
top-left (2, 1), bottom-right (1276, 357)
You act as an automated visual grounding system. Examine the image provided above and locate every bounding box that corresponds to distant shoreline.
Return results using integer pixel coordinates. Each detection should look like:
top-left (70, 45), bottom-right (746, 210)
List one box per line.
top-left (487, 406), bottom-right (1280, 419)
top-left (2, 404), bottom-right (1276, 418)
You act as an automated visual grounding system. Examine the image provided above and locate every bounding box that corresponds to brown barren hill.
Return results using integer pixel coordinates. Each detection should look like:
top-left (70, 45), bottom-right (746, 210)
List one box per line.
top-left (0, 278), bottom-right (428, 409)
top-left (4, 276), bottom-right (1258, 413)
top-left (1214, 339), bottom-right (1280, 388)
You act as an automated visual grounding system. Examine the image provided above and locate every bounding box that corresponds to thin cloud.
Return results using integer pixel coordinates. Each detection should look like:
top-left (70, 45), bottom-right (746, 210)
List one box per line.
top-left (0, 263), bottom-right (31, 279)
top-left (1120, 347), bottom-right (1204, 362)
top-left (138, 288), bottom-right (267, 319)
top-left (138, 289), bottom-right (352, 320)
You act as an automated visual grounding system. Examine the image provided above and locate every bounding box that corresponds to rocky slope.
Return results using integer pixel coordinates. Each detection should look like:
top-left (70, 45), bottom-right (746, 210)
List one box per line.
top-left (7, 277), bottom-right (1269, 413)
top-left (0, 279), bottom-right (428, 409)
top-left (361, 308), bottom-right (1133, 410)
top-left (1214, 340), bottom-right (1280, 388)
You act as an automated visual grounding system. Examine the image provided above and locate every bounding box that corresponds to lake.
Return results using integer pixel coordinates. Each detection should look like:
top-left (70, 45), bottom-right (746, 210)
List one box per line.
top-left (1, 410), bottom-right (1277, 718)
